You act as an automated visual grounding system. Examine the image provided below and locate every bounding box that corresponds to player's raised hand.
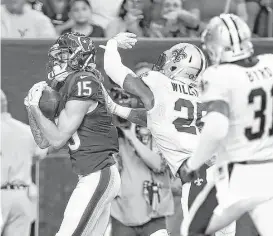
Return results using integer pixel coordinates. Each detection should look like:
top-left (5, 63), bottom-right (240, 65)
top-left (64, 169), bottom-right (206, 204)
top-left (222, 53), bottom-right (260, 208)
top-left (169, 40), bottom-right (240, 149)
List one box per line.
top-left (26, 81), bottom-right (48, 106)
top-left (113, 32), bottom-right (138, 49)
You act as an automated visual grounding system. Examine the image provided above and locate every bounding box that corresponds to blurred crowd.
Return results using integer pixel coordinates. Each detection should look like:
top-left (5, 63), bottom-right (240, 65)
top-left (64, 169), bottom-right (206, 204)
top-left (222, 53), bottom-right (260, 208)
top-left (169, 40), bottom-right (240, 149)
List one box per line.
top-left (1, 0), bottom-right (273, 39)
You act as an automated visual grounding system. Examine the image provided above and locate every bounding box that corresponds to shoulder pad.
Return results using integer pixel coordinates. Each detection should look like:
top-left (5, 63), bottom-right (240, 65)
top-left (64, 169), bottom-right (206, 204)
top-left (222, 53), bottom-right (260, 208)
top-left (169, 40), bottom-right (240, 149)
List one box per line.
top-left (141, 71), bottom-right (165, 90)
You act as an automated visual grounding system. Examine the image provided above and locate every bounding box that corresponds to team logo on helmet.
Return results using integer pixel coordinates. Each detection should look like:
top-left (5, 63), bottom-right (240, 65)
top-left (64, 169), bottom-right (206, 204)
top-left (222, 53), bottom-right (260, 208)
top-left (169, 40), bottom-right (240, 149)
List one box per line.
top-left (67, 34), bottom-right (93, 52)
top-left (172, 47), bottom-right (187, 62)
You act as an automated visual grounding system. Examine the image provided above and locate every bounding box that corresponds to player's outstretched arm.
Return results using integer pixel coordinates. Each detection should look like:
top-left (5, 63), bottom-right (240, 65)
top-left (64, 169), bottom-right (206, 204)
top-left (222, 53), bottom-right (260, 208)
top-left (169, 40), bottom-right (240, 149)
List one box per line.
top-left (26, 106), bottom-right (50, 149)
top-left (30, 99), bottom-right (92, 150)
top-left (127, 108), bottom-right (147, 127)
top-left (103, 34), bottom-right (154, 110)
top-left (186, 68), bottom-right (231, 172)
top-left (103, 86), bottom-right (147, 126)
top-left (25, 82), bottom-right (51, 149)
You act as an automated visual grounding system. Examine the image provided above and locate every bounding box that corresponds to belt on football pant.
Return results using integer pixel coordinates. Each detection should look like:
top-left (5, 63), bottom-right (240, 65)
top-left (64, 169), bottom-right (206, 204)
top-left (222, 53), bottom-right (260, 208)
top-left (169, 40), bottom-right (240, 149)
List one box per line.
top-left (1, 184), bottom-right (29, 190)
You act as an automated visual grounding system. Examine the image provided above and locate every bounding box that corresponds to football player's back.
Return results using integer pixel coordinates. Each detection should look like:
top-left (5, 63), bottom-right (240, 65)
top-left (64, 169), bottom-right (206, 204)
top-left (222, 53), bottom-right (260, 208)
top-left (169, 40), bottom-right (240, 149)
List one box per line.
top-left (203, 54), bottom-right (273, 164)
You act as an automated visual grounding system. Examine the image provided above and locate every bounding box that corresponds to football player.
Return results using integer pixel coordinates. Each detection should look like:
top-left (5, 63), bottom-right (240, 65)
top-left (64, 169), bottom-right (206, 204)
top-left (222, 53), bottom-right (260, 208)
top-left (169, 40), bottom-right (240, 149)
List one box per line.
top-left (179, 14), bottom-right (273, 236)
top-left (102, 34), bottom-right (205, 235)
top-left (102, 33), bottom-right (238, 236)
top-left (24, 32), bottom-right (142, 236)
top-left (103, 33), bottom-right (207, 178)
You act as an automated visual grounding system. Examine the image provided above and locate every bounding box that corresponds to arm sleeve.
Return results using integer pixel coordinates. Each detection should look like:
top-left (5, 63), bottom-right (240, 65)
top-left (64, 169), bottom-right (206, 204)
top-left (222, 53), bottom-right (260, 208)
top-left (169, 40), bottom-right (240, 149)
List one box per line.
top-left (104, 39), bottom-right (136, 88)
top-left (140, 71), bottom-right (161, 94)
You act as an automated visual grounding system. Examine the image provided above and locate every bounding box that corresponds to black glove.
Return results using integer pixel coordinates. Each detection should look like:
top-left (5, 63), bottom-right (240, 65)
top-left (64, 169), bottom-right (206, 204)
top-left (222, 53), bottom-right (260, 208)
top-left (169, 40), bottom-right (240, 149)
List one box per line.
top-left (178, 161), bottom-right (198, 184)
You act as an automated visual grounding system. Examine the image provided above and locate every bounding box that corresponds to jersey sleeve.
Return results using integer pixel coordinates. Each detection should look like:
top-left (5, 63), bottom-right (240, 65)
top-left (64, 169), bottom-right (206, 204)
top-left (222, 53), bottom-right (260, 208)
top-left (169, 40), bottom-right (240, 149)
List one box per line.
top-left (68, 75), bottom-right (101, 101)
top-left (200, 66), bottom-right (231, 104)
top-left (140, 71), bottom-right (163, 94)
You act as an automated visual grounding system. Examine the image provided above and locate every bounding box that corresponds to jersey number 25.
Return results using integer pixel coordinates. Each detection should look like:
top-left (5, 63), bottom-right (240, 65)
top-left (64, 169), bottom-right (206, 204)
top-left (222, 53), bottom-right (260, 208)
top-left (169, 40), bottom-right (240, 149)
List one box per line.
top-left (172, 98), bottom-right (206, 135)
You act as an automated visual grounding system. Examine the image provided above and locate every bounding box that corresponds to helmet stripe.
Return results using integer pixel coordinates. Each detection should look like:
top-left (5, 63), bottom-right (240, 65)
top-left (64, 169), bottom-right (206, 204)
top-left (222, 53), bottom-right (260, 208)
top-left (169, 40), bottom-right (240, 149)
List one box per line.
top-left (219, 16), bottom-right (234, 46)
top-left (229, 15), bottom-right (242, 44)
top-left (220, 14), bottom-right (241, 52)
top-left (193, 45), bottom-right (204, 77)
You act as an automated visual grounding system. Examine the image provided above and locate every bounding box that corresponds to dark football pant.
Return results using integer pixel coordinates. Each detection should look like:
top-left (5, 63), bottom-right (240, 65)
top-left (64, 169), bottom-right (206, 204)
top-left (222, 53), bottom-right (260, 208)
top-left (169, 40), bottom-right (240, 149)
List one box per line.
top-left (188, 164), bottom-right (217, 234)
top-left (181, 164), bottom-right (236, 236)
top-left (55, 165), bottom-right (120, 236)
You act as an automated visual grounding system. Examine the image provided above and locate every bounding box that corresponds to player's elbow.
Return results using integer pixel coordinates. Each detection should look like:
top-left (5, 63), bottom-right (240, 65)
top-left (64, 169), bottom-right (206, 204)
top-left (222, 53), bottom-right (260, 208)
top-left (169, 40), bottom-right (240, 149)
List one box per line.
top-left (204, 112), bottom-right (229, 140)
top-left (39, 143), bottom-right (49, 149)
top-left (49, 132), bottom-right (71, 149)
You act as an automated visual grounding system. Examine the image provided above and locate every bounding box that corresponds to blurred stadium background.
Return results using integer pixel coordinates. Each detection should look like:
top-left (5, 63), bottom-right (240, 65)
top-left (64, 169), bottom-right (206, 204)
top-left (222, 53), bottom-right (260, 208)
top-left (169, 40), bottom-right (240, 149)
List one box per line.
top-left (2, 0), bottom-right (273, 234)
top-left (2, 38), bottom-right (273, 236)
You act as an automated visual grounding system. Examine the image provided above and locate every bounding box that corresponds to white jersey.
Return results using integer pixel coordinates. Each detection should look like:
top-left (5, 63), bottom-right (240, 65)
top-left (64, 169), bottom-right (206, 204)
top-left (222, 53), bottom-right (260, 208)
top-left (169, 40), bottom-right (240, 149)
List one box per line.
top-left (142, 71), bottom-right (206, 175)
top-left (201, 54), bottom-right (273, 164)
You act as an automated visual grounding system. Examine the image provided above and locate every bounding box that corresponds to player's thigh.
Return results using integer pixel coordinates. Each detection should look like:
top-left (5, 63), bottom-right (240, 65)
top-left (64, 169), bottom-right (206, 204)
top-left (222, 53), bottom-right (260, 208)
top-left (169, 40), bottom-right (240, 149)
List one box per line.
top-left (91, 202), bottom-right (112, 236)
top-left (227, 163), bottom-right (273, 204)
top-left (205, 196), bottom-right (267, 235)
top-left (181, 180), bottom-right (216, 236)
top-left (142, 217), bottom-right (168, 236)
top-left (249, 197), bottom-right (273, 236)
top-left (56, 165), bottom-right (120, 236)
top-left (111, 217), bottom-right (138, 236)
top-left (79, 165), bottom-right (120, 235)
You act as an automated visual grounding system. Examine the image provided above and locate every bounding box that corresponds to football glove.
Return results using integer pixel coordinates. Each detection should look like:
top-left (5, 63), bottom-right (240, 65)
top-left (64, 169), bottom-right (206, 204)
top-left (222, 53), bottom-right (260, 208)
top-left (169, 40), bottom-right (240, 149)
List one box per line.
top-left (26, 81), bottom-right (47, 106)
top-left (99, 32), bottom-right (137, 50)
top-left (178, 160), bottom-right (198, 184)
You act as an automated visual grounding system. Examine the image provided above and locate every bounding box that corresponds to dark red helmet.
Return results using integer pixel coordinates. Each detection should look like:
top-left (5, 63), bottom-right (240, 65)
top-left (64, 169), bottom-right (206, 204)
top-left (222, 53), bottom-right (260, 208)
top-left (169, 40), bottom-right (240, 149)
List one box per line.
top-left (47, 32), bottom-right (97, 82)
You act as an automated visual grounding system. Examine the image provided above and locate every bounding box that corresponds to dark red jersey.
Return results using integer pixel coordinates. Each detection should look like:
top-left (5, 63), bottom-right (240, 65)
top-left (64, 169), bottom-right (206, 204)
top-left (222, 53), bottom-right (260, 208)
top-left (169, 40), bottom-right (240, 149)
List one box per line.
top-left (56, 71), bottom-right (119, 175)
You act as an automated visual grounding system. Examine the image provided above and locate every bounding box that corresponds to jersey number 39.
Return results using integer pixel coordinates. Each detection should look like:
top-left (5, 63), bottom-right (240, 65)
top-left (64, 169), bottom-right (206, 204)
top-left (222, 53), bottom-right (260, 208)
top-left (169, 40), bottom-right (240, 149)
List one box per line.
top-left (172, 98), bottom-right (206, 135)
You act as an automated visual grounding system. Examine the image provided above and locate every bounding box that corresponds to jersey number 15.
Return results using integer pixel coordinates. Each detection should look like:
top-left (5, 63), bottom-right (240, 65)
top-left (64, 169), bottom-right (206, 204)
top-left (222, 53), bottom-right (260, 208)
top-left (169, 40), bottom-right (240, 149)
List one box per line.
top-left (172, 98), bottom-right (206, 135)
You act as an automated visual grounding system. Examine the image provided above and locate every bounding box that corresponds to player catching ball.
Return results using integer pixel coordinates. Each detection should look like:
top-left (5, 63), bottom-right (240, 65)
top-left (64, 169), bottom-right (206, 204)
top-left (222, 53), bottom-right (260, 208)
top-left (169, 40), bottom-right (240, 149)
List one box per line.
top-left (25, 32), bottom-right (122, 236)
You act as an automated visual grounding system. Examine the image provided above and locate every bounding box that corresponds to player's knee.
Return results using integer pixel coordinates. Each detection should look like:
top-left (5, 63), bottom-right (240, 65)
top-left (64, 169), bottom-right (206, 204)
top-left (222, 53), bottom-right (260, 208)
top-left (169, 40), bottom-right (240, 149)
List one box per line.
top-left (150, 229), bottom-right (169, 236)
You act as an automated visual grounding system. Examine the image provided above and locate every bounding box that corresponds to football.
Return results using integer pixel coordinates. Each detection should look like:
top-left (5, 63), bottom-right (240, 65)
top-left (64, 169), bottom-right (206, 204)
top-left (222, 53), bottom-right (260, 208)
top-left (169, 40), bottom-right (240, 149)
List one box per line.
top-left (39, 87), bottom-right (61, 120)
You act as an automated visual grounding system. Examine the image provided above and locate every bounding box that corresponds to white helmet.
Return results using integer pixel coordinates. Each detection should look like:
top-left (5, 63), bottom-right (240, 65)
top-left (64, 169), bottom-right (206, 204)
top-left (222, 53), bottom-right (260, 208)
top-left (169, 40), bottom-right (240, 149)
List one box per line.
top-left (201, 13), bottom-right (254, 65)
top-left (153, 43), bottom-right (207, 88)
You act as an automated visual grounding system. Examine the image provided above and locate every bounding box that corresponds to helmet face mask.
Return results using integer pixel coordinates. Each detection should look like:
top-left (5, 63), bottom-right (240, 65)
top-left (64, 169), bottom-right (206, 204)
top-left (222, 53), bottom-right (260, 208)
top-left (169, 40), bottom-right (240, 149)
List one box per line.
top-left (47, 45), bottom-right (71, 82)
